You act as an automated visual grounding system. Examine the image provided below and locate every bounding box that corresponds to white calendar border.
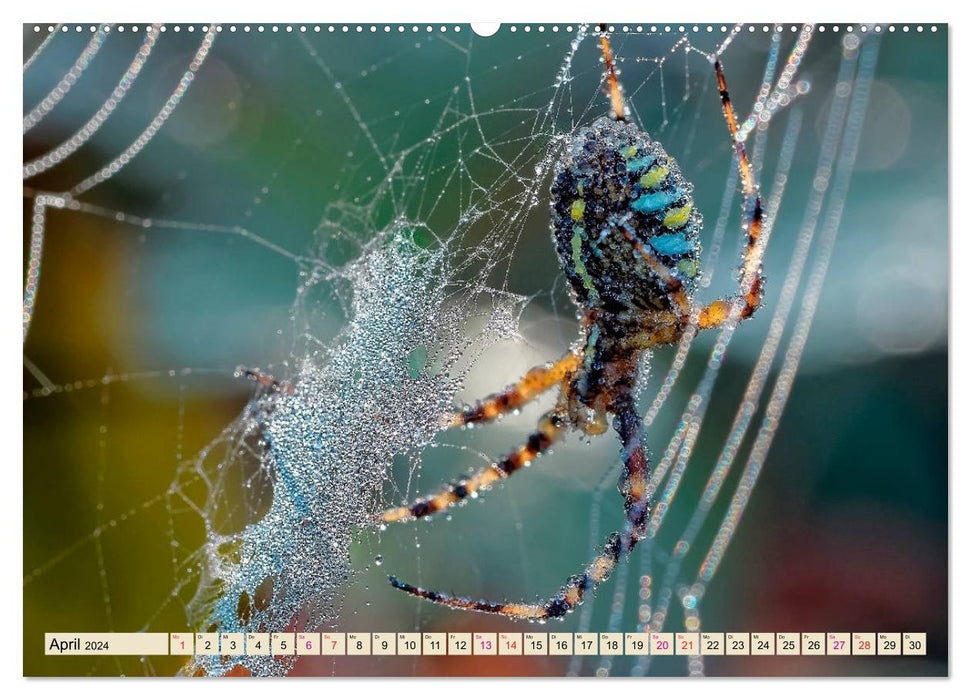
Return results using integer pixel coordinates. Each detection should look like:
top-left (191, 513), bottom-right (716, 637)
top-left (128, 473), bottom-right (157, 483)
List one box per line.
top-left (6, 0), bottom-right (964, 698)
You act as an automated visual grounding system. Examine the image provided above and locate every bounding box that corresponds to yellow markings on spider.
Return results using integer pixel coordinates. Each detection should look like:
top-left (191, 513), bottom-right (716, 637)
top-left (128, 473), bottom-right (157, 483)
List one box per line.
top-left (640, 165), bottom-right (669, 189)
top-left (571, 226), bottom-right (598, 294)
top-left (677, 258), bottom-right (699, 278)
top-left (663, 204), bottom-right (692, 229)
top-left (570, 199), bottom-right (586, 221)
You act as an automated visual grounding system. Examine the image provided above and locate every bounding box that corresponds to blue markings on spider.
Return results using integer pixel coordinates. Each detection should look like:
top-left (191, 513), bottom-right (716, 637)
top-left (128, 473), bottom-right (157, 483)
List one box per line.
top-left (649, 232), bottom-right (695, 257)
top-left (552, 115), bottom-right (702, 313)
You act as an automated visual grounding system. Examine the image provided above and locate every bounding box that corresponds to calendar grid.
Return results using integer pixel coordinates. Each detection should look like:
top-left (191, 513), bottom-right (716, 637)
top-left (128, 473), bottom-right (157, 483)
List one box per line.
top-left (44, 632), bottom-right (927, 657)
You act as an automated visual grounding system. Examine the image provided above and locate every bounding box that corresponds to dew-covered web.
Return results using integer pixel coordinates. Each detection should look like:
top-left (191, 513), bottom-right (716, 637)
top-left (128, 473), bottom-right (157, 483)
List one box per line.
top-left (23, 23), bottom-right (888, 677)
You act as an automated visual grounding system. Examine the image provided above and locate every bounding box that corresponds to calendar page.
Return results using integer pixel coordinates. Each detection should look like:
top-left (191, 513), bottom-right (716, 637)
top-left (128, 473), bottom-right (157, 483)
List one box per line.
top-left (22, 13), bottom-right (948, 680)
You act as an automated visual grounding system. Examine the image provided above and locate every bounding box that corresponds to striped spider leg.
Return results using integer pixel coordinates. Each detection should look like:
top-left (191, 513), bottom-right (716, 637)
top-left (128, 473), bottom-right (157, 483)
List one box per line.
top-left (381, 350), bottom-right (582, 524)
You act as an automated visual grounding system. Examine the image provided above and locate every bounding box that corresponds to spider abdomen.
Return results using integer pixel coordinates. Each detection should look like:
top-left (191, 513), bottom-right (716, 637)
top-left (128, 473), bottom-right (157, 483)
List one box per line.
top-left (551, 116), bottom-right (703, 314)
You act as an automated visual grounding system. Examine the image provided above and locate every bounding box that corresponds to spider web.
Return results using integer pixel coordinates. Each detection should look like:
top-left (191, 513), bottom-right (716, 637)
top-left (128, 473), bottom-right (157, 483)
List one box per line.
top-left (23, 23), bottom-right (944, 677)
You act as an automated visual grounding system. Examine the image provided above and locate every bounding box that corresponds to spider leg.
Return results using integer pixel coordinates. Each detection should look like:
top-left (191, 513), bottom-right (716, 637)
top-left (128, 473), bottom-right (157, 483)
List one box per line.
top-left (694, 60), bottom-right (766, 328)
top-left (387, 390), bottom-right (650, 619)
top-left (598, 26), bottom-right (627, 121)
top-left (235, 366), bottom-right (293, 393)
top-left (387, 576), bottom-right (549, 619)
top-left (381, 409), bottom-right (568, 524)
top-left (449, 352), bottom-right (580, 428)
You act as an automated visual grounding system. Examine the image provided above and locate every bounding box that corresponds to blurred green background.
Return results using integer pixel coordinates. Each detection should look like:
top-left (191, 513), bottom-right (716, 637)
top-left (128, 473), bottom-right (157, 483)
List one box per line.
top-left (23, 24), bottom-right (946, 676)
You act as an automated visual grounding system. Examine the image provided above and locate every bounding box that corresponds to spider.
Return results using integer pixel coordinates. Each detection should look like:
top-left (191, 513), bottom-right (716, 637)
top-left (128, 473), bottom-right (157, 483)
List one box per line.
top-left (382, 29), bottom-right (767, 619)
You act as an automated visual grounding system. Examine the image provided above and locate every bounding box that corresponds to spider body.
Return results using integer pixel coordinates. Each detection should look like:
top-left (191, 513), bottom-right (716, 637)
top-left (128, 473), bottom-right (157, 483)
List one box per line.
top-left (551, 115), bottom-right (702, 318)
top-left (382, 32), bottom-right (771, 620)
top-left (551, 115), bottom-right (704, 427)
